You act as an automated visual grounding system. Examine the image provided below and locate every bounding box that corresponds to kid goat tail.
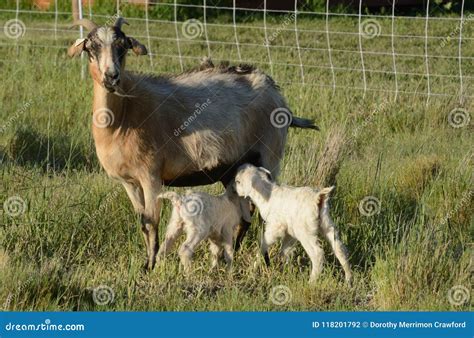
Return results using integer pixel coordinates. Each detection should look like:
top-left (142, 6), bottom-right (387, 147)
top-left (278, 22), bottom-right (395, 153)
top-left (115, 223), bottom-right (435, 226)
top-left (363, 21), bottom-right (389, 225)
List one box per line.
top-left (316, 186), bottom-right (335, 215)
top-left (156, 191), bottom-right (181, 205)
top-left (290, 115), bottom-right (320, 130)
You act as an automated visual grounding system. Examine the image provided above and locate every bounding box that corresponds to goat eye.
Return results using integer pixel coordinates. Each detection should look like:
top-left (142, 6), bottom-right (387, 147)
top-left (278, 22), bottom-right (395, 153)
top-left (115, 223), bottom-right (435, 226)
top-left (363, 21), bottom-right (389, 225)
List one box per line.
top-left (235, 180), bottom-right (240, 184)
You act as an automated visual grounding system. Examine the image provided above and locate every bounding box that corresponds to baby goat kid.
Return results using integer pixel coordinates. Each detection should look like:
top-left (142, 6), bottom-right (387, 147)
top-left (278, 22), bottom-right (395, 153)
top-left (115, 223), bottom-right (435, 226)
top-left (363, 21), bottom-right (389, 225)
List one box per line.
top-left (156, 186), bottom-right (245, 271)
top-left (234, 164), bottom-right (352, 283)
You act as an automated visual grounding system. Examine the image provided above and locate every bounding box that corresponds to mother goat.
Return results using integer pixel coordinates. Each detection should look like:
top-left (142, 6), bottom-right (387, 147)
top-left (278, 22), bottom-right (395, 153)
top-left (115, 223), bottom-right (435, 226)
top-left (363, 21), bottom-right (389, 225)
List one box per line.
top-left (68, 17), bottom-right (318, 270)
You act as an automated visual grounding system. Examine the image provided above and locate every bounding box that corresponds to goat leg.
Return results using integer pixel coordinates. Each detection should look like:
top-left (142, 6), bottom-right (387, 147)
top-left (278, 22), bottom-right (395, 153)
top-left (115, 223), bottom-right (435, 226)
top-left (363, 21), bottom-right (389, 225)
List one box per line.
top-left (234, 219), bottom-right (251, 252)
top-left (141, 179), bottom-right (162, 271)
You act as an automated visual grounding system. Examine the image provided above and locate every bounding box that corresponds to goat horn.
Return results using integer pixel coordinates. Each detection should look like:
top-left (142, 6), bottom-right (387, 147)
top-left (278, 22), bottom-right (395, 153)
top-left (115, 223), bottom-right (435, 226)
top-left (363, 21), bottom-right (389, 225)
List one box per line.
top-left (70, 19), bottom-right (98, 31)
top-left (114, 17), bottom-right (129, 30)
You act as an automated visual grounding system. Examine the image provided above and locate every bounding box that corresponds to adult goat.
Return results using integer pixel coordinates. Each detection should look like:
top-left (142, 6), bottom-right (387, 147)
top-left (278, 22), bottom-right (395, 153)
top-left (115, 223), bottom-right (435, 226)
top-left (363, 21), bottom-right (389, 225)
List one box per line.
top-left (68, 17), bottom-right (318, 270)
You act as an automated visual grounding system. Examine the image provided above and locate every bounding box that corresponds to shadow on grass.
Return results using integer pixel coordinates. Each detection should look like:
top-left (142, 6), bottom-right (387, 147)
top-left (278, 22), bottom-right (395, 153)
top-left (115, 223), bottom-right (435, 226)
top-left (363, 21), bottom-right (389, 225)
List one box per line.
top-left (4, 127), bottom-right (98, 172)
top-left (343, 192), bottom-right (432, 273)
top-left (1, 263), bottom-right (97, 311)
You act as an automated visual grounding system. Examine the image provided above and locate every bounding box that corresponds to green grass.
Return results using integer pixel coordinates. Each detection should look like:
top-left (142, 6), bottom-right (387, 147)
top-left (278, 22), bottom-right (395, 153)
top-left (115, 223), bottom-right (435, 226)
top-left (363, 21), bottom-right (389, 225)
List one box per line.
top-left (0, 11), bottom-right (473, 311)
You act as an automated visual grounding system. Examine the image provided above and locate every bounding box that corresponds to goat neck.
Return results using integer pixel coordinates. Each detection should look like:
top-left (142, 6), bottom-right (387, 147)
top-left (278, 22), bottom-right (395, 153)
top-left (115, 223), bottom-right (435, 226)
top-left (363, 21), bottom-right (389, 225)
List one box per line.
top-left (90, 66), bottom-right (127, 135)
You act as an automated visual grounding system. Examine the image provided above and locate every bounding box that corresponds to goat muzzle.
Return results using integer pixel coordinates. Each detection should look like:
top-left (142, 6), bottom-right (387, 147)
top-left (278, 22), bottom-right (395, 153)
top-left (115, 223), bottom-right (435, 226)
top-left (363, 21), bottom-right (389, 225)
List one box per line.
top-left (103, 71), bottom-right (120, 92)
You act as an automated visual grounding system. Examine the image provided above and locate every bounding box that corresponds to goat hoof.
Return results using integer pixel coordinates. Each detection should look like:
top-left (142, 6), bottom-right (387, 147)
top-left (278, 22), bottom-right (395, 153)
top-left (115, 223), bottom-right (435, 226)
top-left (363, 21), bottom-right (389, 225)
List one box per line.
top-left (141, 260), bottom-right (154, 273)
top-left (263, 253), bottom-right (271, 267)
top-left (141, 264), bottom-right (149, 273)
top-left (309, 275), bottom-right (319, 284)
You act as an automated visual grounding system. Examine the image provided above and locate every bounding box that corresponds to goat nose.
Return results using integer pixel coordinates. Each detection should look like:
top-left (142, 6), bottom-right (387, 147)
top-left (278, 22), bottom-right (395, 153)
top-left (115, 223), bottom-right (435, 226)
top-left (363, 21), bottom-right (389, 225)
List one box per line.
top-left (104, 72), bottom-right (120, 87)
top-left (105, 72), bottom-right (119, 81)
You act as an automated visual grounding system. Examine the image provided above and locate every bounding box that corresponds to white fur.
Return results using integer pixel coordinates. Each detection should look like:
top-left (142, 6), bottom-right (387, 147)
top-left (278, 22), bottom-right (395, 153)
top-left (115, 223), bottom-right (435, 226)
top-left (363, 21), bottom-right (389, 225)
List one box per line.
top-left (96, 27), bottom-right (115, 45)
top-left (234, 164), bottom-right (352, 283)
top-left (96, 27), bottom-right (118, 76)
top-left (156, 186), bottom-right (242, 271)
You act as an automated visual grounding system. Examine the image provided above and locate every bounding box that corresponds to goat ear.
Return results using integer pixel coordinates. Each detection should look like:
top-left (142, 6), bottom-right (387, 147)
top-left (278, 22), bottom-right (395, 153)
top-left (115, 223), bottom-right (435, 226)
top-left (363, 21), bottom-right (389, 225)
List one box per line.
top-left (316, 186), bottom-right (334, 210)
top-left (68, 38), bottom-right (86, 58)
top-left (239, 199), bottom-right (252, 223)
top-left (224, 181), bottom-right (236, 195)
top-left (251, 175), bottom-right (272, 201)
top-left (258, 167), bottom-right (273, 181)
top-left (127, 37), bottom-right (147, 56)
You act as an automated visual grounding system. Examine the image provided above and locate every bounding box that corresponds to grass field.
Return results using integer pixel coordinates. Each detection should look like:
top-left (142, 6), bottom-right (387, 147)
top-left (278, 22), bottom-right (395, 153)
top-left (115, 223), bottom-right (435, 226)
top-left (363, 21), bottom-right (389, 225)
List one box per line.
top-left (0, 9), bottom-right (473, 311)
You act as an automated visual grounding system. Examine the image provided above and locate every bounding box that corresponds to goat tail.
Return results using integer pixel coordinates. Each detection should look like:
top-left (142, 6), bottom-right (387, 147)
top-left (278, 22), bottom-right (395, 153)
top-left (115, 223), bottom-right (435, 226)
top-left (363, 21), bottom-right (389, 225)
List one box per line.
top-left (290, 116), bottom-right (320, 130)
top-left (157, 191), bottom-right (181, 206)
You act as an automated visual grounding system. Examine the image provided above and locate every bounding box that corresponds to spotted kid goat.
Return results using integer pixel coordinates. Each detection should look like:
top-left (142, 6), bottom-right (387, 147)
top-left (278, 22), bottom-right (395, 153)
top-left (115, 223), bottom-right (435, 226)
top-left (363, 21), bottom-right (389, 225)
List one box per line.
top-left (68, 17), bottom-right (318, 270)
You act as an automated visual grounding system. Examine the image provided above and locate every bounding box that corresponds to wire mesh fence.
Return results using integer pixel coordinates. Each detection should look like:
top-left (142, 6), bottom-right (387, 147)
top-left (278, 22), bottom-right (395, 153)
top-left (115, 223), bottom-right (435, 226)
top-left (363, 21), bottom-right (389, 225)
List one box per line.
top-left (0, 0), bottom-right (472, 101)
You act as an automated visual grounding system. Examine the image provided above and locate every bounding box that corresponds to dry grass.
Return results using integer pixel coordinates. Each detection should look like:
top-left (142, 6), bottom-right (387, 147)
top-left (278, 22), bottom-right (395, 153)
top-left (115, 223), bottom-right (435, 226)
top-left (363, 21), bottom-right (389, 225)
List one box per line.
top-left (313, 126), bottom-right (349, 188)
